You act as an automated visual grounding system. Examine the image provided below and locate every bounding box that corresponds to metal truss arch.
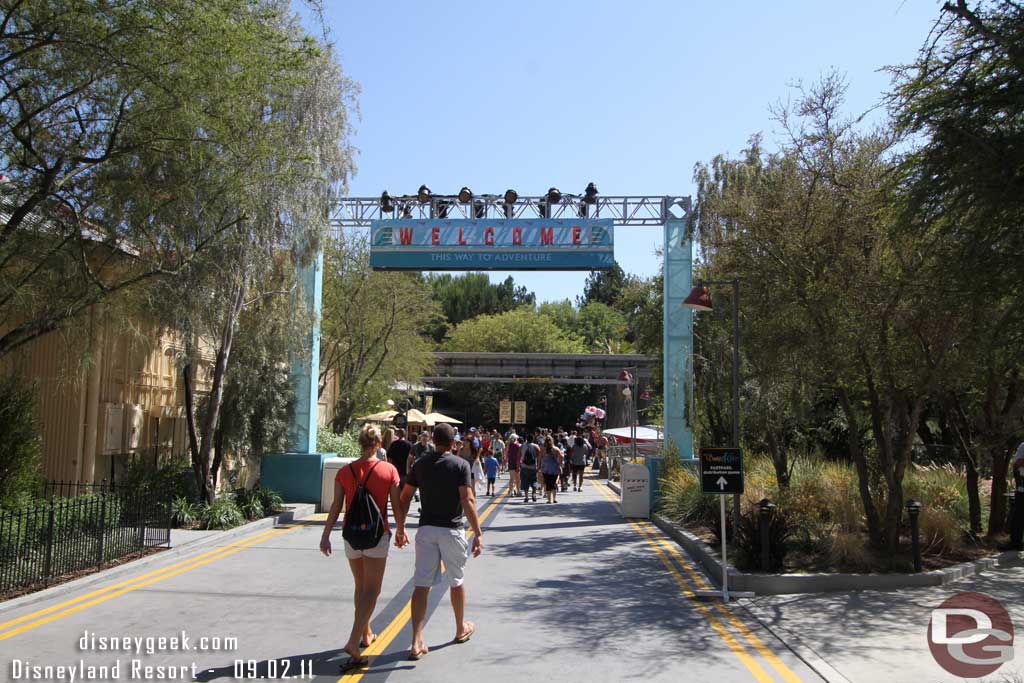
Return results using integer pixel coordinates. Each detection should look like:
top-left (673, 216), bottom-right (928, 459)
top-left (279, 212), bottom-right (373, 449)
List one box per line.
top-left (331, 195), bottom-right (690, 229)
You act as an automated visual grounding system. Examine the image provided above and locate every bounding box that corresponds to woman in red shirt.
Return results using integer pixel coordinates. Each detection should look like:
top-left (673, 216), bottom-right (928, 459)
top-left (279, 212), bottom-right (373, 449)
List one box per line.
top-left (320, 425), bottom-right (408, 671)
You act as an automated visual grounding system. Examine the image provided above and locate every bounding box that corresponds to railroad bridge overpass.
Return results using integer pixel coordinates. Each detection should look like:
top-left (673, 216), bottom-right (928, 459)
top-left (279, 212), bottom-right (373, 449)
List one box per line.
top-left (425, 352), bottom-right (658, 385)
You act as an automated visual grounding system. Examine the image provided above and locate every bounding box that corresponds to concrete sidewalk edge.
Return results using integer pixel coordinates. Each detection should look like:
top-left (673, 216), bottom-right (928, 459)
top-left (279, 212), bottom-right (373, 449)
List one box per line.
top-left (740, 598), bottom-right (855, 683)
top-left (0, 503), bottom-right (316, 614)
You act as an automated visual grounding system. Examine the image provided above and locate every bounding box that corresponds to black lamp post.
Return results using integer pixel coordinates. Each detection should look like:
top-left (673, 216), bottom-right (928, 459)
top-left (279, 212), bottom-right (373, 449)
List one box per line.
top-left (758, 498), bottom-right (776, 571)
top-left (683, 278), bottom-right (741, 538)
top-left (905, 499), bottom-right (923, 572)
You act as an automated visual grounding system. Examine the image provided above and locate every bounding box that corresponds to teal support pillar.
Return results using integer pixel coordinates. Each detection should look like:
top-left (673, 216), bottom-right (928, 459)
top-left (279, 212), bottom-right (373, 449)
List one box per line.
top-left (261, 251), bottom-right (329, 506)
top-left (288, 251), bottom-right (323, 454)
top-left (663, 216), bottom-right (695, 460)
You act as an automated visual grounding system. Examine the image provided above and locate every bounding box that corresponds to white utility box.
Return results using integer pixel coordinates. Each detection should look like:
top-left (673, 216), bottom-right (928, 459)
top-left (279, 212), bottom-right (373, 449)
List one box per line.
top-left (620, 463), bottom-right (651, 518)
top-left (321, 457), bottom-right (357, 512)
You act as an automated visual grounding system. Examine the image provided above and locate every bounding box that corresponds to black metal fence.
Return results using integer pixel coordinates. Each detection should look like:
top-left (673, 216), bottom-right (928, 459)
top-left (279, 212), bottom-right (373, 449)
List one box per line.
top-left (0, 483), bottom-right (172, 597)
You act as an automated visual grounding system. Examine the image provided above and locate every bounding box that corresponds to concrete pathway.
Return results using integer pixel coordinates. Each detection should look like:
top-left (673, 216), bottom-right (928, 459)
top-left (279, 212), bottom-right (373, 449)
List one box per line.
top-left (0, 474), bottom-right (830, 682)
top-left (742, 555), bottom-right (1024, 682)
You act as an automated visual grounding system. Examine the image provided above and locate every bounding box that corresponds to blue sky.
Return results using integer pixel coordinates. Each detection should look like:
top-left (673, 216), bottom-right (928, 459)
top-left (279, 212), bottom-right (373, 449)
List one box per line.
top-left (321, 0), bottom-right (940, 303)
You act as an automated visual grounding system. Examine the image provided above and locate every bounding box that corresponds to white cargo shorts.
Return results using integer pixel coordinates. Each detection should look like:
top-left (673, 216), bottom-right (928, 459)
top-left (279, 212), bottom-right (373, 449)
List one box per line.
top-left (414, 525), bottom-right (469, 588)
top-left (344, 532), bottom-right (391, 560)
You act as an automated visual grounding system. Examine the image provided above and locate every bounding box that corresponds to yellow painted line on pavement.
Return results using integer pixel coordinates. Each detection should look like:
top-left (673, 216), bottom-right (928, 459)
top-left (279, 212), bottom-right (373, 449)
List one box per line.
top-left (0, 526), bottom-right (298, 641)
top-left (341, 485), bottom-right (511, 682)
top-left (591, 480), bottom-right (777, 683)
top-left (0, 525), bottom-right (286, 635)
top-left (633, 518), bottom-right (803, 683)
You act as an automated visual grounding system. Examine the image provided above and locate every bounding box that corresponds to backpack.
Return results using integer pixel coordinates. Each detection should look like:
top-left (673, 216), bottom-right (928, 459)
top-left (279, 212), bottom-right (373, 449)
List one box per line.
top-left (342, 461), bottom-right (385, 550)
top-left (522, 443), bottom-right (538, 467)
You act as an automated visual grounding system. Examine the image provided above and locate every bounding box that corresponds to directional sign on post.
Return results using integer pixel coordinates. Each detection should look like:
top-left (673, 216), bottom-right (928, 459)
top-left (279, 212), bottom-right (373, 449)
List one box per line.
top-left (700, 447), bottom-right (743, 495)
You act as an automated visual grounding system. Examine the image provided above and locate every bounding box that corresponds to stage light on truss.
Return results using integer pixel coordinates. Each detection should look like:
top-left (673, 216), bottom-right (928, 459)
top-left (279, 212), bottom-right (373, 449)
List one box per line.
top-left (458, 187), bottom-right (473, 203)
top-left (547, 187), bottom-right (562, 204)
top-left (503, 189), bottom-right (517, 218)
top-left (578, 182), bottom-right (598, 217)
top-left (380, 191), bottom-right (395, 213)
top-left (417, 184), bottom-right (432, 203)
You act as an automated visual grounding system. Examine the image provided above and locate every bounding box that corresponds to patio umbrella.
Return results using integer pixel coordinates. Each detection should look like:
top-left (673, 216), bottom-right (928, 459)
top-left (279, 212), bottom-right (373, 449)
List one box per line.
top-left (404, 408), bottom-right (429, 425)
top-left (357, 409), bottom-right (398, 422)
top-left (423, 411), bottom-right (462, 425)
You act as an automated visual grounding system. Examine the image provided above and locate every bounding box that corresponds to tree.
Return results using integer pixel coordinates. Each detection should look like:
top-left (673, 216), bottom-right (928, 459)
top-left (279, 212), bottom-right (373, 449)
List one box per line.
top-left (320, 233), bottom-right (439, 432)
top-left (617, 273), bottom-right (663, 355)
top-left (536, 300), bottom-right (630, 352)
top-left (0, 0), bottom-right (338, 358)
top-left (537, 299), bottom-right (578, 337)
top-left (889, 0), bottom-right (1024, 293)
top-left (890, 0), bottom-right (1024, 536)
top-left (578, 302), bottom-right (631, 353)
top-left (443, 308), bottom-right (585, 355)
top-left (576, 263), bottom-right (637, 309)
top-left (0, 373), bottom-right (40, 506)
top-left (691, 76), bottom-right (962, 553)
top-left (142, 15), bottom-right (355, 504)
top-left (439, 308), bottom-right (591, 428)
top-left (212, 267), bottom-right (308, 488)
top-left (424, 273), bottom-right (535, 342)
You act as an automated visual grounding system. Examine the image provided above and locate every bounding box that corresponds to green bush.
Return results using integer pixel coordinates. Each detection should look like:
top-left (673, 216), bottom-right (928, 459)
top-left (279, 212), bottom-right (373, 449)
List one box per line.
top-left (316, 429), bottom-right (360, 459)
top-left (659, 466), bottom-right (718, 528)
top-left (732, 510), bottom-right (791, 572)
top-left (659, 452), bottom-right (984, 571)
top-left (123, 461), bottom-right (198, 502)
top-left (198, 497), bottom-right (245, 530)
top-left (904, 463), bottom-right (978, 529)
top-left (0, 375), bottom-right (43, 507)
top-left (171, 496), bottom-right (203, 527)
top-left (233, 488), bottom-right (265, 520)
top-left (255, 486), bottom-right (284, 513)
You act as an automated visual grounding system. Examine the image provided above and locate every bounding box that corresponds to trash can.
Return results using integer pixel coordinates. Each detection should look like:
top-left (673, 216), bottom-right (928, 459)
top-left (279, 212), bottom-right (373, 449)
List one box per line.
top-left (321, 457), bottom-right (357, 512)
top-left (620, 463), bottom-right (650, 518)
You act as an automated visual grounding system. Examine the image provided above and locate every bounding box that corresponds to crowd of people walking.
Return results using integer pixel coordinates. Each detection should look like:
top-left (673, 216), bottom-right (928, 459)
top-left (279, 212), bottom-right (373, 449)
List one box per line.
top-left (319, 419), bottom-right (611, 672)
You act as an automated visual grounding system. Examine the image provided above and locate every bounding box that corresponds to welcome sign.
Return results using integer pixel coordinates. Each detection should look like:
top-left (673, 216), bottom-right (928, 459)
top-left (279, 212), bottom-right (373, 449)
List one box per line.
top-left (369, 218), bottom-right (614, 271)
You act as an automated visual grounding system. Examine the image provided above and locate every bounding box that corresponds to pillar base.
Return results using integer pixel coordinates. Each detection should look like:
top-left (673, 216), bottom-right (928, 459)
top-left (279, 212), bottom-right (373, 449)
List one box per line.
top-left (260, 452), bottom-right (335, 504)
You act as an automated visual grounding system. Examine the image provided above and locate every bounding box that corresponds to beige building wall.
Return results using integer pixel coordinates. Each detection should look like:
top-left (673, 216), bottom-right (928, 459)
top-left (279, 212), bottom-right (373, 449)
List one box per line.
top-left (3, 314), bottom-right (340, 486)
top-left (1, 311), bottom-right (213, 484)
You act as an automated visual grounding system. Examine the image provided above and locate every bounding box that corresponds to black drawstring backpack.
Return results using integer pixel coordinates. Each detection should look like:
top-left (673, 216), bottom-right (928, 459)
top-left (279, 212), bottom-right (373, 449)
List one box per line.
top-left (342, 461), bottom-right (386, 550)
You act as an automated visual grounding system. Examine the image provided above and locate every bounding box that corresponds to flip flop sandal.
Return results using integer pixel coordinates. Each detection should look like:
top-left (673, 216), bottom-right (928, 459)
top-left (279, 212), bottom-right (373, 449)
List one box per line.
top-left (339, 656), bottom-right (368, 672)
top-left (408, 649), bottom-right (428, 661)
top-left (454, 625), bottom-right (476, 644)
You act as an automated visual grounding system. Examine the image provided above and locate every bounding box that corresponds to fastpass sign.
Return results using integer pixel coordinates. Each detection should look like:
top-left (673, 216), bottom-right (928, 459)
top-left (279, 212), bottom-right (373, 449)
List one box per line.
top-left (369, 219), bottom-right (615, 271)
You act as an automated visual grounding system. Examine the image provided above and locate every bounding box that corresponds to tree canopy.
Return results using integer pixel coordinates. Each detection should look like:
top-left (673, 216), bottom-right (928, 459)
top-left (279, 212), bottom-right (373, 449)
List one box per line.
top-left (444, 307), bottom-right (585, 354)
top-left (0, 0), bottom-right (354, 358)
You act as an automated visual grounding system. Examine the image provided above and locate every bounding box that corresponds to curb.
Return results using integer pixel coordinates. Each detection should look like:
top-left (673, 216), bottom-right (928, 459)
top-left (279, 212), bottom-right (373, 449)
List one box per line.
top-left (0, 503), bottom-right (316, 614)
top-left (604, 481), bottom-right (1021, 595)
top-left (649, 510), bottom-right (1019, 595)
top-left (739, 598), bottom-right (855, 683)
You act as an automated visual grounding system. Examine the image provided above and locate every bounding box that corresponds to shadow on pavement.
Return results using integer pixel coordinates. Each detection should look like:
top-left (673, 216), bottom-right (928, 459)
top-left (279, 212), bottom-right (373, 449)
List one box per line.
top-left (475, 489), bottom-right (743, 679)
